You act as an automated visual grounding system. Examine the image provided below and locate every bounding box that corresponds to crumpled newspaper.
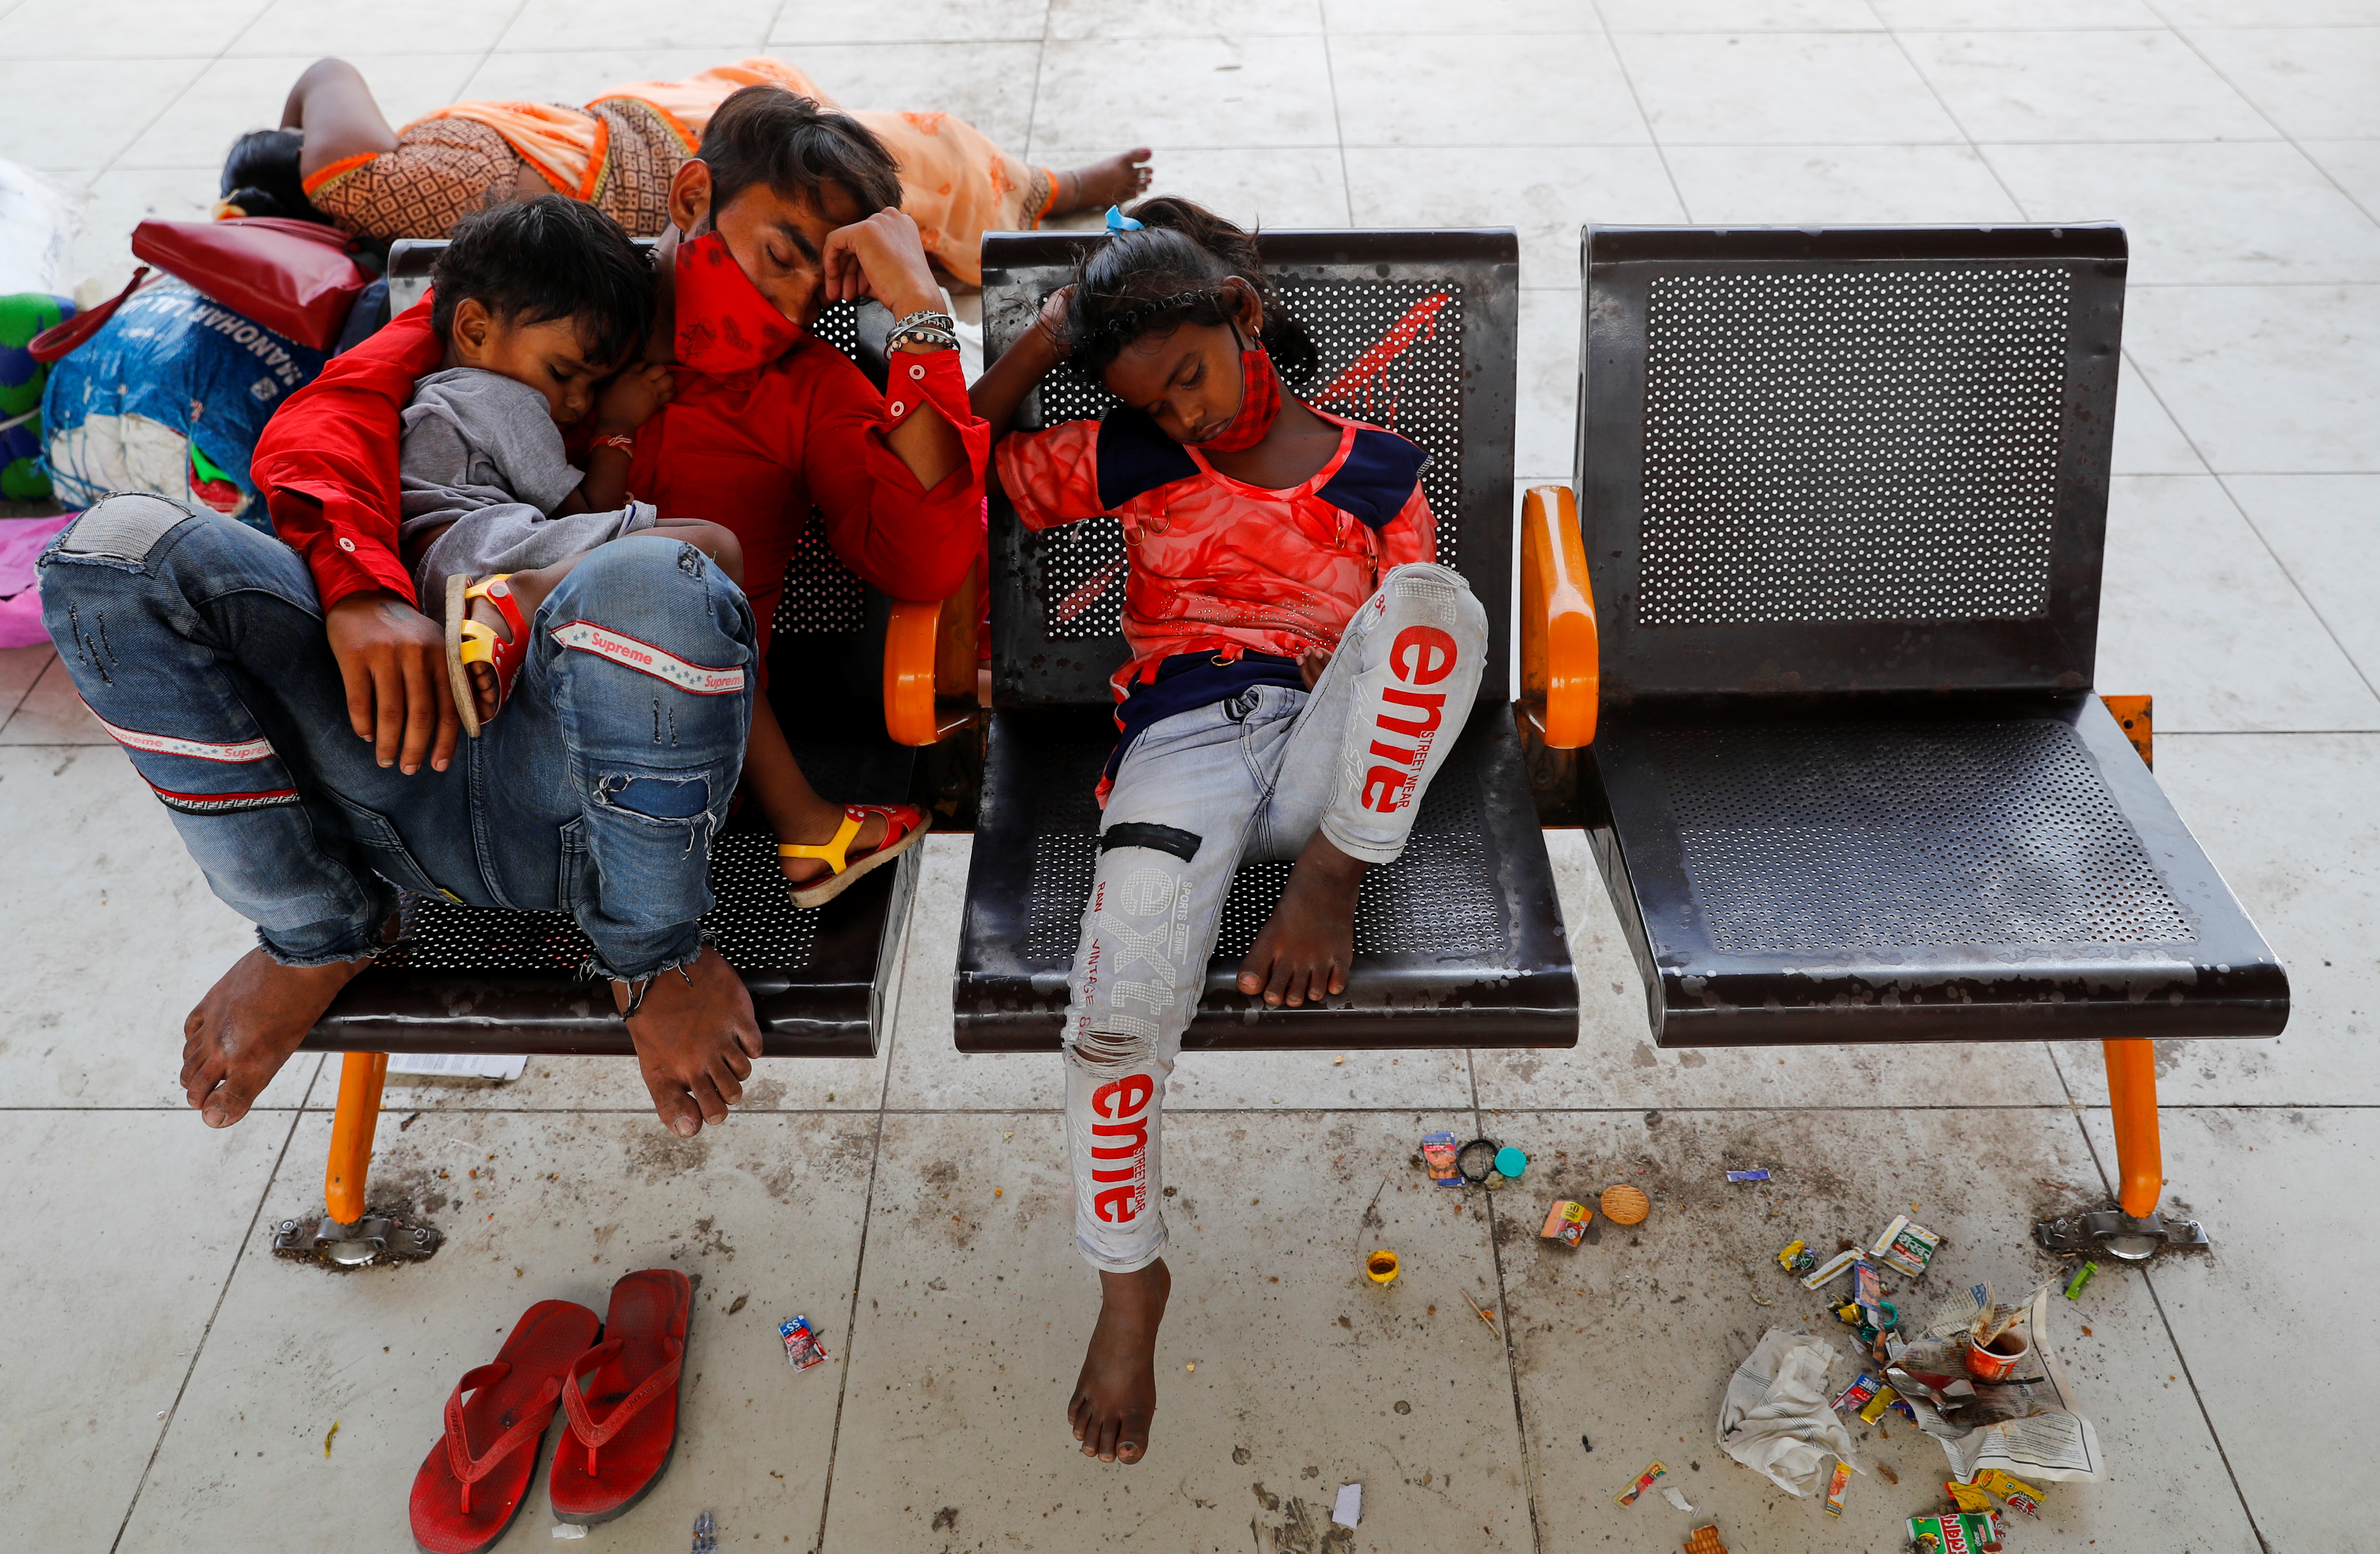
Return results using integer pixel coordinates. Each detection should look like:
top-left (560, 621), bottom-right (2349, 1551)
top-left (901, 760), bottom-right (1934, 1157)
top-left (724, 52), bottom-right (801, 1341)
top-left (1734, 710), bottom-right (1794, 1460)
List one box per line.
top-left (1715, 1327), bottom-right (1862, 1496)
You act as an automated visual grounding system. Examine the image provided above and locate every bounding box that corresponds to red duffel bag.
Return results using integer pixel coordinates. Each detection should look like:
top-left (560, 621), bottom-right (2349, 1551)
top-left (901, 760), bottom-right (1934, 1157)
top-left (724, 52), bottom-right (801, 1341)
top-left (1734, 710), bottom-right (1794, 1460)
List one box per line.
top-left (129, 216), bottom-right (370, 352)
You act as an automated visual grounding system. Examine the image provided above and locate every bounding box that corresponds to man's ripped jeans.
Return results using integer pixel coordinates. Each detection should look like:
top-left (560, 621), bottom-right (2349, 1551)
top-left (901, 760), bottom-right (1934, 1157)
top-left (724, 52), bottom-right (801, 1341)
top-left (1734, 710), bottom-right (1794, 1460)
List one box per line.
top-left (1060, 563), bottom-right (1488, 1273)
top-left (39, 494), bottom-right (754, 981)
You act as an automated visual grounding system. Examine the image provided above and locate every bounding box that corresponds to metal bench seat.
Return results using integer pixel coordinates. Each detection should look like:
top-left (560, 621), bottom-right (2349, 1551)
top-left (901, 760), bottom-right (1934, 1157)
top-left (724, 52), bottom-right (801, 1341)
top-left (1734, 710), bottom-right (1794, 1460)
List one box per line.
top-left (309, 800), bottom-right (916, 1063)
top-left (1591, 694), bottom-right (2285, 1045)
top-left (1552, 222), bottom-right (2287, 1257)
top-left (958, 705), bottom-right (1571, 1050)
top-left (954, 228), bottom-right (1581, 1053)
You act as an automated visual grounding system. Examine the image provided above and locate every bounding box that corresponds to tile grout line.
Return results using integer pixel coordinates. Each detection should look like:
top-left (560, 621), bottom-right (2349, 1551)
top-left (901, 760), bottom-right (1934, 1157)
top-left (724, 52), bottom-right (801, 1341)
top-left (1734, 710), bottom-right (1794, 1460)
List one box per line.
top-left (2143, 1), bottom-right (2380, 230)
top-left (1589, 6), bottom-right (1692, 225)
top-left (1863, 0), bottom-right (2036, 221)
top-left (2132, 1263), bottom-right (2275, 1552)
top-left (2113, 360), bottom-right (2380, 706)
top-left (1019, 0), bottom-right (1048, 173)
top-left (105, 1102), bottom-right (309, 1554)
top-left (0, 648), bottom-right (55, 735)
top-left (84, 0), bottom-right (274, 189)
top-left (2118, 11), bottom-right (2380, 701)
top-left (2206, 470), bottom-right (2380, 705)
top-left (805, 860), bottom-right (917, 1554)
top-left (1872, 0), bottom-right (2380, 713)
top-left (2064, 1107), bottom-right (2273, 1552)
top-left (1467, 1047), bottom-right (1546, 1554)
top-left (804, 1115), bottom-right (889, 1554)
top-left (1316, 30), bottom-right (1355, 229)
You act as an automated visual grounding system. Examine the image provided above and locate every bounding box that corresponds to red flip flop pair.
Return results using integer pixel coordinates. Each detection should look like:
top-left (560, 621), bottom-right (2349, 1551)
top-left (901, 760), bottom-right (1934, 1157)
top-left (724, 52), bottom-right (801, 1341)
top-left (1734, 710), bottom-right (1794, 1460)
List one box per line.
top-left (409, 1269), bottom-right (690, 1553)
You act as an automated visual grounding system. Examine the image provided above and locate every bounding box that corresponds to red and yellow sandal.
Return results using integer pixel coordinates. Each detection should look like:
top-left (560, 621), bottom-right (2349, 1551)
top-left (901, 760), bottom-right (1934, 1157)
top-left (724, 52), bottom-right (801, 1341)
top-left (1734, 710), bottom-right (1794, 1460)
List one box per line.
top-left (408, 1298), bottom-right (602, 1554)
top-left (443, 573), bottom-right (533, 739)
top-left (779, 803), bottom-right (931, 909)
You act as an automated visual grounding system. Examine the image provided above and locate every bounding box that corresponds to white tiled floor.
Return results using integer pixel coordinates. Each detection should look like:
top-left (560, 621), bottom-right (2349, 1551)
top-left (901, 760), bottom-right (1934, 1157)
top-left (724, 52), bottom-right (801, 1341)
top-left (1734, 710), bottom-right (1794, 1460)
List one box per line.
top-left (3, 1), bottom-right (2376, 1551)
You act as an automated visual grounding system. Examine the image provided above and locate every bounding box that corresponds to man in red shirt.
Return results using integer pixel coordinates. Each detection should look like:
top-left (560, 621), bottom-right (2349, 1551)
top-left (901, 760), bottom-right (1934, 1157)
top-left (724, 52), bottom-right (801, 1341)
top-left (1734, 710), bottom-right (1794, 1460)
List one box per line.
top-left (38, 86), bottom-right (985, 1141)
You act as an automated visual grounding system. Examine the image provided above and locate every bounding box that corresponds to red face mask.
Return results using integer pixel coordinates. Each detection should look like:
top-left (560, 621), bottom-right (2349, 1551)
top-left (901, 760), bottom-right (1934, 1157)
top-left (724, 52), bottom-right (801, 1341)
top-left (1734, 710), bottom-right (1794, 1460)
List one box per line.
top-left (672, 229), bottom-right (802, 377)
top-left (1196, 331), bottom-right (1281, 453)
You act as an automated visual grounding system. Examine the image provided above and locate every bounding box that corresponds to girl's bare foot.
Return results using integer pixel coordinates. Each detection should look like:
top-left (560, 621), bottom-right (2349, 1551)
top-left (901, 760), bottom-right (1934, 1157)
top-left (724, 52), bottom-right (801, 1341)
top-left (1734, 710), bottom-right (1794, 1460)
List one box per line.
top-left (777, 806), bottom-right (889, 888)
top-left (1051, 149), bottom-right (1154, 215)
top-left (182, 948), bottom-right (376, 1126)
top-left (1069, 1260), bottom-right (1169, 1464)
top-left (1237, 832), bottom-right (1366, 1007)
top-left (458, 568), bottom-right (561, 726)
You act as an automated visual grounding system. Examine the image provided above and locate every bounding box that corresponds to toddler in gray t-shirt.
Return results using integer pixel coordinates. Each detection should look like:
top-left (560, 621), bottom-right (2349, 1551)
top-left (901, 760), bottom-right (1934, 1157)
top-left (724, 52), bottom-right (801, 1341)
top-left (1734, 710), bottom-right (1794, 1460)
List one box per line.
top-left (400, 365), bottom-right (659, 608)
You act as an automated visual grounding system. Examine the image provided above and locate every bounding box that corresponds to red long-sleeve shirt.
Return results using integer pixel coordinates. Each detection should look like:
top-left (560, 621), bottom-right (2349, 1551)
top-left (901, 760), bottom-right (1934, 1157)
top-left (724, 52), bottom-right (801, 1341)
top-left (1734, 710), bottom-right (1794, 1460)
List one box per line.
top-left (251, 297), bottom-right (988, 641)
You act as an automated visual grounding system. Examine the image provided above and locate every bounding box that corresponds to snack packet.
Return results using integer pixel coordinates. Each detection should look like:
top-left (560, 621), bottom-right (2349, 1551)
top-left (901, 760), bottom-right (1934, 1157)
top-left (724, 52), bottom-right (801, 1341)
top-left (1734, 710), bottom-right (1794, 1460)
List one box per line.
top-left (1872, 1214), bottom-right (1944, 1278)
top-left (779, 1316), bottom-right (829, 1371)
top-left (1822, 1458), bottom-right (1852, 1517)
top-left (1540, 1200), bottom-right (1590, 1246)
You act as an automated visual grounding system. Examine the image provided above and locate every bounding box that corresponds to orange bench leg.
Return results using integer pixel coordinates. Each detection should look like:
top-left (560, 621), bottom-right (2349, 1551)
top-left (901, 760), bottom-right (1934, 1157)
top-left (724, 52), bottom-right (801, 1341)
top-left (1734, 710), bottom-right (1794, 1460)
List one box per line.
top-left (2102, 1038), bottom-right (2163, 1219)
top-left (325, 1051), bottom-right (389, 1227)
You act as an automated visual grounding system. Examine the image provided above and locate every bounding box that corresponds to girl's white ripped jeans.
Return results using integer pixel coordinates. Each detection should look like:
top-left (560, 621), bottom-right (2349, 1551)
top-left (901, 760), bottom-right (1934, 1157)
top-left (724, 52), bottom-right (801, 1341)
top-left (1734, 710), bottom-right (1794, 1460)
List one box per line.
top-left (1060, 563), bottom-right (1488, 1272)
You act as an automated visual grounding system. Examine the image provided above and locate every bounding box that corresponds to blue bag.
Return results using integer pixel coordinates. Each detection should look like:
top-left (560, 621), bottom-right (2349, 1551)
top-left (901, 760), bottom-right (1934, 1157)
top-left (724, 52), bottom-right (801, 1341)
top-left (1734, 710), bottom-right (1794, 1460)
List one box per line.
top-left (42, 278), bottom-right (326, 528)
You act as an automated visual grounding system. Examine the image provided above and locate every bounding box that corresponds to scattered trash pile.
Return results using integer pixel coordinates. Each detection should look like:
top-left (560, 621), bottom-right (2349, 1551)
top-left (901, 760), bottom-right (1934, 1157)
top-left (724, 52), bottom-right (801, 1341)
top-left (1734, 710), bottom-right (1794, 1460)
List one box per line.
top-left (1395, 1131), bottom-right (2100, 1551)
top-left (1375, 1130), bottom-right (1656, 1318)
top-left (1585, 1185), bottom-right (2104, 1552)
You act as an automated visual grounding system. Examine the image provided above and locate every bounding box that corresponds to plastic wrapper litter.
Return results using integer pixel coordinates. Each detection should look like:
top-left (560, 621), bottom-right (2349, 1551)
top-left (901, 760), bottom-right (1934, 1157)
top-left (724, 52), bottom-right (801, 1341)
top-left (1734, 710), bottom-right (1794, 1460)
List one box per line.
top-left (1421, 1132), bottom-right (1462, 1187)
top-left (1907, 1510), bottom-right (2004, 1552)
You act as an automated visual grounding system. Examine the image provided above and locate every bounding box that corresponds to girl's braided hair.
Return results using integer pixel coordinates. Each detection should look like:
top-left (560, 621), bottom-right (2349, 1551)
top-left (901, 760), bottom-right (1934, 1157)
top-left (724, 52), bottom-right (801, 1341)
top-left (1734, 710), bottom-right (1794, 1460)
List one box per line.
top-left (1056, 196), bottom-right (1317, 391)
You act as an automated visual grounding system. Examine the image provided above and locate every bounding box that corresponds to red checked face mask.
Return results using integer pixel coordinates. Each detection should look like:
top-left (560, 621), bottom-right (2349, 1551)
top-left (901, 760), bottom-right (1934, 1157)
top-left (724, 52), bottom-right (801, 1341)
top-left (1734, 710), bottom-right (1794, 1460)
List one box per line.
top-left (672, 229), bottom-right (803, 377)
top-left (1196, 325), bottom-right (1282, 453)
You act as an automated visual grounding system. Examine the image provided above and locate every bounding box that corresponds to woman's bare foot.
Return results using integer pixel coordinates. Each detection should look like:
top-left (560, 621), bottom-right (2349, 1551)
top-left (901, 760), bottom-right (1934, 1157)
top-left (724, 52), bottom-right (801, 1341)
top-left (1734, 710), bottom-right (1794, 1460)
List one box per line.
top-left (612, 944), bottom-right (762, 1137)
top-left (1069, 1260), bottom-right (1170, 1464)
top-left (460, 568), bottom-right (560, 726)
top-left (1051, 148), bottom-right (1154, 215)
top-left (182, 948), bottom-right (376, 1127)
top-left (1237, 832), bottom-right (1367, 1007)
top-left (777, 806), bottom-right (889, 888)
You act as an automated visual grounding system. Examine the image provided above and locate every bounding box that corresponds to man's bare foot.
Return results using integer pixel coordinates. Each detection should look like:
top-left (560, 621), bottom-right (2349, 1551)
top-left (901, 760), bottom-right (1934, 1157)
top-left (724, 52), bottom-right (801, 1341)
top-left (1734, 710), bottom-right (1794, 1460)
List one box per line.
top-left (777, 805), bottom-right (888, 888)
top-left (460, 567), bottom-right (560, 726)
top-left (1051, 149), bottom-right (1154, 215)
top-left (613, 944), bottom-right (762, 1137)
top-left (182, 948), bottom-right (374, 1127)
top-left (1069, 1260), bottom-right (1169, 1464)
top-left (1237, 832), bottom-right (1367, 1007)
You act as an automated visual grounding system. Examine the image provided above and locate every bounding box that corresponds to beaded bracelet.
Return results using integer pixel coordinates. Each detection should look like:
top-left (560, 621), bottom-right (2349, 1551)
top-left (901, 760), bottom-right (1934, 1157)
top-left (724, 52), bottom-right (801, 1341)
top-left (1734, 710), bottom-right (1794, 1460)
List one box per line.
top-left (888, 309), bottom-right (959, 352)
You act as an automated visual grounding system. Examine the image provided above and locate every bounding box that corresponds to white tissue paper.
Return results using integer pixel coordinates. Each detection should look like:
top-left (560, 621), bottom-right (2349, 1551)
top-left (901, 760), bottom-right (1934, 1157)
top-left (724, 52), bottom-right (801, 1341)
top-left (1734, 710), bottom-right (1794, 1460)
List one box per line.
top-left (1716, 1327), bottom-right (1862, 1497)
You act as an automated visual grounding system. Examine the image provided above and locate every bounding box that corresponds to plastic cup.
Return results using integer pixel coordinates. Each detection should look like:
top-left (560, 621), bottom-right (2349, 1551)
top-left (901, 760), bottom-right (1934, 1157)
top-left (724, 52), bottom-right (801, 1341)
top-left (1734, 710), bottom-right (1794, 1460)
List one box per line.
top-left (1964, 1328), bottom-right (2031, 1383)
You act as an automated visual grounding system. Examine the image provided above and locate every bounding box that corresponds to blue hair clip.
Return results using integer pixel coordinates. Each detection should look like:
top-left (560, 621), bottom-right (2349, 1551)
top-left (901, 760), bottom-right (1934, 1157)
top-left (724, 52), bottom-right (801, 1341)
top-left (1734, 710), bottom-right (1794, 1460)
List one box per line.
top-left (1104, 205), bottom-right (1144, 234)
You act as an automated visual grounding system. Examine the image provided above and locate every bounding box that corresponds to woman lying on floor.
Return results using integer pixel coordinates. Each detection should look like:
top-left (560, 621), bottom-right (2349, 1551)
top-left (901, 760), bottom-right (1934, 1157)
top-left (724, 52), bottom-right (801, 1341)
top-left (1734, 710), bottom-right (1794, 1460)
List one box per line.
top-left (219, 55), bottom-right (1152, 287)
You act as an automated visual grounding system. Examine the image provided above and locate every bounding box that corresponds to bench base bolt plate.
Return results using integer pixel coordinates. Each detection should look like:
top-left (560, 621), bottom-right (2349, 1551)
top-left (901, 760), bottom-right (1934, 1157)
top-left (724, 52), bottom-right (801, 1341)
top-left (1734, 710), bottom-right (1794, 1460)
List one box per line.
top-left (2034, 1208), bottom-right (2209, 1263)
top-left (271, 1211), bottom-right (443, 1268)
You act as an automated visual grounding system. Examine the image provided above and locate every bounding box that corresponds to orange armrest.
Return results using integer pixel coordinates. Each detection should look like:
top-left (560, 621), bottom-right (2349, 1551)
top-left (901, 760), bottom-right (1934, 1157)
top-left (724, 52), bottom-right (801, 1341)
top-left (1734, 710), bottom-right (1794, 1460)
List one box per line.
top-left (1518, 484), bottom-right (1597, 750)
top-left (883, 562), bottom-right (983, 747)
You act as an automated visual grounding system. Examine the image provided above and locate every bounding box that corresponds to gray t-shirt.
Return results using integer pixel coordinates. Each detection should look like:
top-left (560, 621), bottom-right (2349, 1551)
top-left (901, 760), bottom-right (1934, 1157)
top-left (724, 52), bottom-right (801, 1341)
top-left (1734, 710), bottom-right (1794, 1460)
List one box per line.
top-left (398, 366), bottom-right (654, 605)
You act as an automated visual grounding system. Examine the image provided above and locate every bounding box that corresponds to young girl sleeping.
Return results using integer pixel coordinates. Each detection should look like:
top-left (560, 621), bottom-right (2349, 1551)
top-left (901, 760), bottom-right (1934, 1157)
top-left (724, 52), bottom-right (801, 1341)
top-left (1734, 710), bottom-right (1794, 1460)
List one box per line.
top-left (970, 197), bottom-right (1489, 1468)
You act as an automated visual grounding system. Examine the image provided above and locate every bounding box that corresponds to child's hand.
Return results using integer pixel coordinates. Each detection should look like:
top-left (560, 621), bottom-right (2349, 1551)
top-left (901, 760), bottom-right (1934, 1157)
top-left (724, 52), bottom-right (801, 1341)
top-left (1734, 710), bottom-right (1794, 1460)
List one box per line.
top-left (1298, 646), bottom-right (1333, 690)
top-left (592, 362), bottom-right (675, 434)
top-left (1034, 286), bottom-right (1075, 357)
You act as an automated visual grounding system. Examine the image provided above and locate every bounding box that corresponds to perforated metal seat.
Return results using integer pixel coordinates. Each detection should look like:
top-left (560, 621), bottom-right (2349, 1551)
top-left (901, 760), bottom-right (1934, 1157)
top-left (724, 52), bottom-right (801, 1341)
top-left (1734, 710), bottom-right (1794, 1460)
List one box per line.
top-left (1570, 225), bottom-right (2288, 1050)
top-left (305, 294), bottom-right (918, 1063)
top-left (955, 229), bottom-right (1577, 1052)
